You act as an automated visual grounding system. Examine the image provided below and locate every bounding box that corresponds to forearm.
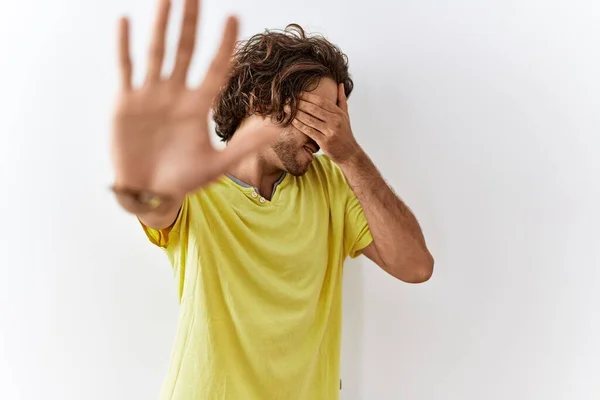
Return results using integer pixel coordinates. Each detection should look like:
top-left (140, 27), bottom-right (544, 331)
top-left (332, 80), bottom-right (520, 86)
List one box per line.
top-left (338, 149), bottom-right (433, 280)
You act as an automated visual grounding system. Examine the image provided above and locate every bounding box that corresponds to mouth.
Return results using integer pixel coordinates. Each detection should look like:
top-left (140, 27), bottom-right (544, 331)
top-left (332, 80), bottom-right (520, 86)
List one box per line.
top-left (303, 145), bottom-right (317, 159)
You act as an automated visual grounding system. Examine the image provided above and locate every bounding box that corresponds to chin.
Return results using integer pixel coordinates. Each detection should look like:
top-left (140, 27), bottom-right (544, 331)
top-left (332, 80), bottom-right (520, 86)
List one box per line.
top-left (283, 156), bottom-right (312, 177)
top-left (286, 163), bottom-right (310, 177)
top-left (287, 167), bottom-right (309, 177)
top-left (272, 140), bottom-right (316, 176)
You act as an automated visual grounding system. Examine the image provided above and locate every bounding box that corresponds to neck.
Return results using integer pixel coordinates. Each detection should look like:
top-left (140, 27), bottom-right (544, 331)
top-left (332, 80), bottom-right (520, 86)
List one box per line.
top-left (226, 153), bottom-right (284, 199)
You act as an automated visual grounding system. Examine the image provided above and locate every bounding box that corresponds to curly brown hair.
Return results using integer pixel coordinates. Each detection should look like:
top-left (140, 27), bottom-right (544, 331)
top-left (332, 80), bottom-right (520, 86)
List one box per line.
top-left (212, 24), bottom-right (353, 142)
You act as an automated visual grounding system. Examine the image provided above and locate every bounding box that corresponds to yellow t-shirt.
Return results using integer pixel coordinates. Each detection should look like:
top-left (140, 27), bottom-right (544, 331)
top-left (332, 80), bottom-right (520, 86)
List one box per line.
top-left (142, 155), bottom-right (373, 400)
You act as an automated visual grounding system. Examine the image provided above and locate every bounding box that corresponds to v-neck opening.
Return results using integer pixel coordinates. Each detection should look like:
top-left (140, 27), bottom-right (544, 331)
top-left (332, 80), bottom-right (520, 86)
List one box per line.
top-left (224, 172), bottom-right (290, 204)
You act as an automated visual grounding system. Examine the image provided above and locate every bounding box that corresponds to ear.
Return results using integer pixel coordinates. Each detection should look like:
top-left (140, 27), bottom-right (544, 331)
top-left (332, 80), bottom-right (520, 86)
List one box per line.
top-left (337, 83), bottom-right (348, 113)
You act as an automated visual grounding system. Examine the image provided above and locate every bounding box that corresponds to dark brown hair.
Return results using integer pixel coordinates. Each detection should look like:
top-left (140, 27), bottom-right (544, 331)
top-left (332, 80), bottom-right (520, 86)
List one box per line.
top-left (213, 24), bottom-right (353, 142)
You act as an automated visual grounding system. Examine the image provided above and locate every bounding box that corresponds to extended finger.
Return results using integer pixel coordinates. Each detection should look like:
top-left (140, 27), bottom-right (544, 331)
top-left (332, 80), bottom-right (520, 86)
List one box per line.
top-left (171, 0), bottom-right (200, 84)
top-left (197, 16), bottom-right (239, 100)
top-left (118, 17), bottom-right (133, 90)
top-left (146, 0), bottom-right (171, 83)
top-left (337, 83), bottom-right (349, 113)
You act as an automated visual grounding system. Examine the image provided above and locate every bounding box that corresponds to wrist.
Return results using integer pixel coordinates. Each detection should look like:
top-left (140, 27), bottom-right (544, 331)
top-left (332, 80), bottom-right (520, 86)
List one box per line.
top-left (110, 184), bottom-right (175, 215)
top-left (336, 147), bottom-right (382, 196)
top-left (336, 145), bottom-right (368, 170)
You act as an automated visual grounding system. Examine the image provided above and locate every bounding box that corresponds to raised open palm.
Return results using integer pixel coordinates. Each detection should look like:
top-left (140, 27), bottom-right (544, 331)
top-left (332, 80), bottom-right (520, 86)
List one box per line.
top-left (111, 0), bottom-right (276, 197)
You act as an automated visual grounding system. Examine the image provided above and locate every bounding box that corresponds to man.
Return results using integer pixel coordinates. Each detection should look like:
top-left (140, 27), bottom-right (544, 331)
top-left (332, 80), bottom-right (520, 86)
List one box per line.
top-left (111, 0), bottom-right (434, 398)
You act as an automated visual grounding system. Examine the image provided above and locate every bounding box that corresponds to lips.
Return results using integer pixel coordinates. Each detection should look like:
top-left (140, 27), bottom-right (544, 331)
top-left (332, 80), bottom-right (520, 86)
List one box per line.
top-left (303, 146), bottom-right (314, 159)
top-left (303, 146), bottom-right (315, 154)
top-left (303, 143), bottom-right (319, 154)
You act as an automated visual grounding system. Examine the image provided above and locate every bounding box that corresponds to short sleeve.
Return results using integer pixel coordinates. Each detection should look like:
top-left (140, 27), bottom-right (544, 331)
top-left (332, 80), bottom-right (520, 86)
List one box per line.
top-left (344, 188), bottom-right (373, 258)
top-left (319, 155), bottom-right (373, 258)
top-left (139, 195), bottom-right (190, 249)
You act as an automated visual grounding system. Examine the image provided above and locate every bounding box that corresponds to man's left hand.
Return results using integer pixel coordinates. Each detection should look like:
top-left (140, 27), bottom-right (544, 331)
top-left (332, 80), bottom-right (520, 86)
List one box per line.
top-left (292, 83), bottom-right (362, 164)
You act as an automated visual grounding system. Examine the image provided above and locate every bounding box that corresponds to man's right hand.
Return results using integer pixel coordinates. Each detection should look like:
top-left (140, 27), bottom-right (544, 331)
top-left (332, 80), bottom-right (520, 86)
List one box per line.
top-left (111, 0), bottom-right (277, 221)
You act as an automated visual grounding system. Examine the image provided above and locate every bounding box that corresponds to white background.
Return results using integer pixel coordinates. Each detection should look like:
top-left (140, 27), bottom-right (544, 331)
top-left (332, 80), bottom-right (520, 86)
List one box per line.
top-left (1, 0), bottom-right (599, 399)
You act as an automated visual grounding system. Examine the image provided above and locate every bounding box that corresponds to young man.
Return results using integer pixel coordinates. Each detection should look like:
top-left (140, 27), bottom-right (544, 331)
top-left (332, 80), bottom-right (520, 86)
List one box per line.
top-left (111, 0), bottom-right (434, 398)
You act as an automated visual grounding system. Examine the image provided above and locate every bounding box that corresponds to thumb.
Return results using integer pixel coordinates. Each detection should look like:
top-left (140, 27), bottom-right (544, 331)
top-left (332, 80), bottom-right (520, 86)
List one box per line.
top-left (216, 129), bottom-right (279, 170)
top-left (337, 83), bottom-right (348, 113)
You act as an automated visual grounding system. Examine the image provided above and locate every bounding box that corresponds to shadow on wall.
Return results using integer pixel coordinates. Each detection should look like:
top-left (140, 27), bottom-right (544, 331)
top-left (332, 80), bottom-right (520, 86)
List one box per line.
top-left (341, 257), bottom-right (365, 400)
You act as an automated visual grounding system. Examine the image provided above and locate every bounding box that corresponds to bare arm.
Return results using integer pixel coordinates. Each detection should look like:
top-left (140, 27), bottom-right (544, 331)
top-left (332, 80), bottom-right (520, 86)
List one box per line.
top-left (111, 187), bottom-right (183, 230)
top-left (110, 0), bottom-right (276, 229)
top-left (291, 84), bottom-right (433, 283)
top-left (338, 151), bottom-right (434, 283)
